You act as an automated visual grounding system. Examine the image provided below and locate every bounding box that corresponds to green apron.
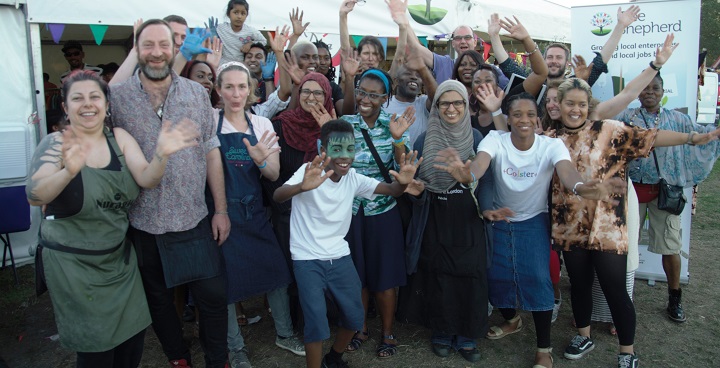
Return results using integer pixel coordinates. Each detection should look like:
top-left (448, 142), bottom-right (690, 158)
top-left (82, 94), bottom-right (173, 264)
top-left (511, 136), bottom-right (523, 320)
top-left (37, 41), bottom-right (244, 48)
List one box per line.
top-left (40, 128), bottom-right (151, 352)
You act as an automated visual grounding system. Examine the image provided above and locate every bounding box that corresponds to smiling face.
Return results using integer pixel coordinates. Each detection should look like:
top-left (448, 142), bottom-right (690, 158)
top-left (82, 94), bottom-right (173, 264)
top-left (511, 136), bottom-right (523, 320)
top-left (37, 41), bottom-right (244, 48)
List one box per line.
top-left (395, 65), bottom-right (422, 99)
top-left (64, 47), bottom-right (84, 69)
top-left (507, 98), bottom-right (538, 140)
top-left (545, 46), bottom-right (567, 79)
top-left (354, 78), bottom-right (387, 121)
top-left (295, 44), bottom-right (319, 73)
top-left (359, 44), bottom-right (381, 70)
top-left (451, 26), bottom-right (477, 55)
top-left (63, 80), bottom-right (107, 133)
top-left (639, 77), bottom-right (664, 112)
top-left (217, 69), bottom-right (250, 113)
top-left (137, 24), bottom-right (174, 81)
top-left (437, 91), bottom-right (466, 124)
top-left (317, 47), bottom-right (332, 76)
top-left (244, 46), bottom-right (265, 76)
top-left (322, 132), bottom-right (356, 181)
top-left (228, 4), bottom-right (248, 32)
top-left (560, 88), bottom-right (589, 128)
top-left (456, 55), bottom-right (479, 85)
top-left (189, 63), bottom-right (214, 95)
top-left (545, 87), bottom-right (561, 120)
top-left (299, 80), bottom-right (326, 113)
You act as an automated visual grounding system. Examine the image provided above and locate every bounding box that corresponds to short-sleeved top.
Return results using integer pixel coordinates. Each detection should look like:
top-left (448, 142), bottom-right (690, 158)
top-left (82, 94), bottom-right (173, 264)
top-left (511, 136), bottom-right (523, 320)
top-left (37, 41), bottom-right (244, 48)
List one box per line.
top-left (478, 130), bottom-right (571, 222)
top-left (341, 111), bottom-right (410, 216)
top-left (110, 70), bottom-right (220, 234)
top-left (552, 120), bottom-right (658, 254)
top-left (212, 109), bottom-right (280, 143)
top-left (385, 95), bottom-right (429, 149)
top-left (217, 22), bottom-right (267, 65)
top-left (286, 164), bottom-right (379, 260)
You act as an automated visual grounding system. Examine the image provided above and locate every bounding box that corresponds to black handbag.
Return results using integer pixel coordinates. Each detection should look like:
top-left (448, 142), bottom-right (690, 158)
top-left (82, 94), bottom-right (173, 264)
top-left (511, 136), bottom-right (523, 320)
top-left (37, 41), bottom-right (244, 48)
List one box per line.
top-left (652, 151), bottom-right (686, 215)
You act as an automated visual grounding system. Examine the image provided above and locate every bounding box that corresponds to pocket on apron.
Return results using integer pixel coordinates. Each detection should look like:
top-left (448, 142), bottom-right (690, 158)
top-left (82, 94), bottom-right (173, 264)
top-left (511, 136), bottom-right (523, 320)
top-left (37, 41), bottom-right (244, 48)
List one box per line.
top-left (155, 219), bottom-right (223, 288)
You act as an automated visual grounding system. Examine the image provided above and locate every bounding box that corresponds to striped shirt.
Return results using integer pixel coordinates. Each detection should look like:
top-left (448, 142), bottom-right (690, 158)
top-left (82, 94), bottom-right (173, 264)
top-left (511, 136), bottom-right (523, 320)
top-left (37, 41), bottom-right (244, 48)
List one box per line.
top-left (217, 22), bottom-right (266, 65)
top-left (341, 110), bottom-right (409, 216)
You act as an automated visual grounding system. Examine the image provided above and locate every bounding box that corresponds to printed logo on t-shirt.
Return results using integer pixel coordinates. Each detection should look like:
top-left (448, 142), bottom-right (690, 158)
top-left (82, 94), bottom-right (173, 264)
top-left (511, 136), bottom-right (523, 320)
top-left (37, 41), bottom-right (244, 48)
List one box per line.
top-left (503, 166), bottom-right (538, 179)
top-left (225, 146), bottom-right (253, 167)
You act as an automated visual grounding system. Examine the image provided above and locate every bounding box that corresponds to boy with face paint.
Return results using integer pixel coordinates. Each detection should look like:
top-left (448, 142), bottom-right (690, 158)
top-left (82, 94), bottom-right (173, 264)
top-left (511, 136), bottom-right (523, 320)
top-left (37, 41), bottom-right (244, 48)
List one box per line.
top-left (273, 120), bottom-right (421, 368)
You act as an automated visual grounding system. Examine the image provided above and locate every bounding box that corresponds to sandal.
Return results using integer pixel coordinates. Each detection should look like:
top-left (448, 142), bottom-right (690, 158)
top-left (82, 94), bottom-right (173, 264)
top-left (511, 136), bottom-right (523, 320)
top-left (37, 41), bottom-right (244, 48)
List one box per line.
top-left (345, 330), bottom-right (368, 353)
top-left (376, 334), bottom-right (398, 359)
top-left (533, 347), bottom-right (553, 368)
top-left (486, 315), bottom-right (523, 340)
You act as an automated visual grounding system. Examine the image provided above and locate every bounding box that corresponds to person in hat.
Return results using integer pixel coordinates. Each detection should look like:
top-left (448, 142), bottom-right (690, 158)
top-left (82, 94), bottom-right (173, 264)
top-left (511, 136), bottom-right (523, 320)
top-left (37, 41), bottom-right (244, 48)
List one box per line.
top-left (60, 40), bottom-right (102, 83)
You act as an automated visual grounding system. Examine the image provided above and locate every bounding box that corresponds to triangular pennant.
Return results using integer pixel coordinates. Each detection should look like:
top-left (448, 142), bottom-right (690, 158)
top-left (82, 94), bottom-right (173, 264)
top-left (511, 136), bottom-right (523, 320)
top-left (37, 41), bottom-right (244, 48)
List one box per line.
top-left (482, 41), bottom-right (491, 61)
top-left (88, 24), bottom-right (109, 45)
top-left (417, 36), bottom-right (428, 48)
top-left (48, 23), bottom-right (65, 44)
top-left (268, 31), bottom-right (276, 40)
top-left (351, 35), bottom-right (363, 48)
top-left (332, 50), bottom-right (341, 67)
top-left (378, 37), bottom-right (388, 60)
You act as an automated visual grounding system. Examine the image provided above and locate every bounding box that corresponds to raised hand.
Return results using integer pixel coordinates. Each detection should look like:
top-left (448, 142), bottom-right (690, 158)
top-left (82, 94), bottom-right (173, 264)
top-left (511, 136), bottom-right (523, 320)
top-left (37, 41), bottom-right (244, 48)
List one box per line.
top-left (205, 16), bottom-right (219, 38)
top-left (341, 48), bottom-right (361, 78)
top-left (404, 178), bottom-right (425, 196)
top-left (301, 153), bottom-right (334, 191)
top-left (433, 148), bottom-right (473, 183)
top-left (654, 33), bottom-right (678, 68)
top-left (499, 16), bottom-right (530, 41)
top-left (310, 103), bottom-right (336, 127)
top-left (205, 37), bottom-right (223, 72)
top-left (475, 83), bottom-right (504, 112)
top-left (269, 26), bottom-right (290, 53)
top-left (155, 119), bottom-right (201, 159)
top-left (389, 105), bottom-right (416, 139)
top-left (576, 177), bottom-right (626, 204)
top-left (179, 28), bottom-right (212, 60)
top-left (691, 127), bottom-right (720, 145)
top-left (572, 54), bottom-right (591, 81)
top-left (487, 13), bottom-right (502, 38)
top-left (261, 52), bottom-right (277, 80)
top-left (282, 50), bottom-right (305, 85)
top-left (60, 126), bottom-right (87, 176)
top-left (386, 0), bottom-right (409, 26)
top-left (617, 5), bottom-right (640, 28)
top-left (482, 208), bottom-right (515, 222)
top-left (132, 18), bottom-right (144, 49)
top-left (404, 46), bottom-right (426, 71)
top-left (339, 0), bottom-right (357, 16)
top-left (244, 130), bottom-right (280, 165)
top-left (389, 151), bottom-right (423, 185)
top-left (290, 7), bottom-right (310, 37)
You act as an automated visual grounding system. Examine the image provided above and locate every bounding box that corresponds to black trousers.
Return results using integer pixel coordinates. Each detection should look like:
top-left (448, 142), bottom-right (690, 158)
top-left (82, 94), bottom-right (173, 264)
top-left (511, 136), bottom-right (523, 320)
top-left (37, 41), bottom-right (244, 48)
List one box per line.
top-left (131, 225), bottom-right (228, 368)
top-left (76, 329), bottom-right (145, 368)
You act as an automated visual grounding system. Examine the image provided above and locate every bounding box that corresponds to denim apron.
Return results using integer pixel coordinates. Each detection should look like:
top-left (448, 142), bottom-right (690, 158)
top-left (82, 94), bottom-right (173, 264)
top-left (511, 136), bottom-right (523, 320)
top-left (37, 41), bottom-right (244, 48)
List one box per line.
top-left (210, 112), bottom-right (292, 303)
top-left (40, 129), bottom-right (151, 352)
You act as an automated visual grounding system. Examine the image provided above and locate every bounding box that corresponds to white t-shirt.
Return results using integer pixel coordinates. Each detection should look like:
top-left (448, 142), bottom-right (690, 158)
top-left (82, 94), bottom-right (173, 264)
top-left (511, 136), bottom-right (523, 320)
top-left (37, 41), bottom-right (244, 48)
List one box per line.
top-left (286, 164), bottom-right (379, 260)
top-left (478, 130), bottom-right (571, 222)
top-left (385, 95), bottom-right (429, 149)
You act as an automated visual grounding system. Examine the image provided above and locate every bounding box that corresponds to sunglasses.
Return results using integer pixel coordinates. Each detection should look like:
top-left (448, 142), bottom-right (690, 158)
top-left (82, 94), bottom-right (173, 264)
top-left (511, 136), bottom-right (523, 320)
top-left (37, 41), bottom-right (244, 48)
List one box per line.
top-left (64, 51), bottom-right (81, 57)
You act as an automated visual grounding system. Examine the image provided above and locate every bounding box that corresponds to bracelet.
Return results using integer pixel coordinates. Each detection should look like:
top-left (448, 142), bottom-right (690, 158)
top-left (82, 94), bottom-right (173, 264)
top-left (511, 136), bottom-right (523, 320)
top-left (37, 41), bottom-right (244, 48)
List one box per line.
top-left (491, 109), bottom-right (503, 117)
top-left (572, 181), bottom-right (584, 196)
top-left (214, 211), bottom-right (229, 215)
top-left (393, 137), bottom-right (404, 144)
top-left (528, 43), bottom-right (540, 54)
top-left (257, 161), bottom-right (267, 169)
top-left (649, 61), bottom-right (662, 71)
top-left (471, 172), bottom-right (477, 183)
top-left (687, 131), bottom-right (698, 145)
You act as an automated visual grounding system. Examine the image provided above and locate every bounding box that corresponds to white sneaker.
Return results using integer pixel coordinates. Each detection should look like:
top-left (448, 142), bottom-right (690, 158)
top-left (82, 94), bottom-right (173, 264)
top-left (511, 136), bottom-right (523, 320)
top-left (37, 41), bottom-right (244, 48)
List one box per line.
top-left (276, 335), bottom-right (306, 356)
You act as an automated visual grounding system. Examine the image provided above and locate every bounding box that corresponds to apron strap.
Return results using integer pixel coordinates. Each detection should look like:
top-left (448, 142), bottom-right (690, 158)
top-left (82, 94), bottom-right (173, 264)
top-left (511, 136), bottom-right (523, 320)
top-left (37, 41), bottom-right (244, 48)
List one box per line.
top-left (104, 127), bottom-right (129, 172)
top-left (217, 110), bottom-right (257, 138)
top-left (40, 237), bottom-right (129, 259)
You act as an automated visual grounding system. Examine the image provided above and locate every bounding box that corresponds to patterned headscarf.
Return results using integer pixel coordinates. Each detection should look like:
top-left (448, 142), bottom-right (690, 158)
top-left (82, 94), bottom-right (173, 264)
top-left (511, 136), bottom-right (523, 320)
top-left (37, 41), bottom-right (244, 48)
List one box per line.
top-left (417, 80), bottom-right (475, 193)
top-left (274, 72), bottom-right (335, 162)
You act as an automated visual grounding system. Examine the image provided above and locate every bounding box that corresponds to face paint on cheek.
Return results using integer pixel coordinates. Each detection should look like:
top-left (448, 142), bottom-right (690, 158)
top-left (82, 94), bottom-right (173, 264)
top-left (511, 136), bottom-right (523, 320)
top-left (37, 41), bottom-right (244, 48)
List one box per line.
top-left (326, 135), bottom-right (356, 159)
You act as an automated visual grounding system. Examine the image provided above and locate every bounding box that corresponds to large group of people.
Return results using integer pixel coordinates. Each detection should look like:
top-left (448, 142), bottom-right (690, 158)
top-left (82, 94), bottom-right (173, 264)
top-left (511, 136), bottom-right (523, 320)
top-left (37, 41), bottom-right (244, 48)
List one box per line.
top-left (28, 1), bottom-right (720, 368)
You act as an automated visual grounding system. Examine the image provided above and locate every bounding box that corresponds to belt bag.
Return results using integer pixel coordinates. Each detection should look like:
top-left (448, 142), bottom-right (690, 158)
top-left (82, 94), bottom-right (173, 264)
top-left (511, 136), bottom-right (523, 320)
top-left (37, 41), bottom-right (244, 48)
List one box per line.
top-left (652, 152), bottom-right (686, 215)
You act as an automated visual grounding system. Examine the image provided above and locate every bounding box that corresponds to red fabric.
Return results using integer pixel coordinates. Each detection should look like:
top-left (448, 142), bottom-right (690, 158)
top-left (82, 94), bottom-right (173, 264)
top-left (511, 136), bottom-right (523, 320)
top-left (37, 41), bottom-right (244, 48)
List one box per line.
top-left (273, 72), bottom-right (335, 162)
top-left (633, 182), bottom-right (659, 203)
top-left (549, 246), bottom-right (560, 285)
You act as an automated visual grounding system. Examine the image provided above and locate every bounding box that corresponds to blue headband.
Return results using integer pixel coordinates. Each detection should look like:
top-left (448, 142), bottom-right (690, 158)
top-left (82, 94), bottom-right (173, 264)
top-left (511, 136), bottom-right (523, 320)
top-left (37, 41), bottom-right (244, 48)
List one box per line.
top-left (360, 69), bottom-right (390, 94)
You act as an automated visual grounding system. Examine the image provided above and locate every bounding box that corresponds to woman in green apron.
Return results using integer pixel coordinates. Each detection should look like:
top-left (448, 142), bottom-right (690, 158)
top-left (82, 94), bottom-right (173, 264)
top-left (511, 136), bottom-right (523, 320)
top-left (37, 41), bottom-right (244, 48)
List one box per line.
top-left (26, 70), bottom-right (199, 367)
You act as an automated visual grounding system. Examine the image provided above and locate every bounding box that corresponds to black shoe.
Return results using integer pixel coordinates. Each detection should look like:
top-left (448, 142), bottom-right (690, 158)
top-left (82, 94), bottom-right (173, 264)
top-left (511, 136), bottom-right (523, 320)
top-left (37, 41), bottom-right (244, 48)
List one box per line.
top-left (458, 347), bottom-right (481, 362)
top-left (182, 305), bottom-right (195, 322)
top-left (667, 288), bottom-right (687, 323)
top-left (431, 343), bottom-right (451, 358)
top-left (564, 335), bottom-right (595, 360)
top-left (618, 352), bottom-right (639, 368)
top-left (321, 355), bottom-right (349, 368)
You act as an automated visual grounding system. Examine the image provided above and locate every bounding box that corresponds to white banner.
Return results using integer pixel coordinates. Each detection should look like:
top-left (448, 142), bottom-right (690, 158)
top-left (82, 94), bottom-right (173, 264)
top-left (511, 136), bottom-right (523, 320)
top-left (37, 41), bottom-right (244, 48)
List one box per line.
top-left (571, 0), bottom-right (701, 284)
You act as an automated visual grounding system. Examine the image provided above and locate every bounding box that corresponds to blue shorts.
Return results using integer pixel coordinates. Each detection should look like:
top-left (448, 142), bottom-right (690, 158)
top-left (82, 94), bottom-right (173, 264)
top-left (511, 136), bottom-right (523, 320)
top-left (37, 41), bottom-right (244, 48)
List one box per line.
top-left (293, 255), bottom-right (364, 343)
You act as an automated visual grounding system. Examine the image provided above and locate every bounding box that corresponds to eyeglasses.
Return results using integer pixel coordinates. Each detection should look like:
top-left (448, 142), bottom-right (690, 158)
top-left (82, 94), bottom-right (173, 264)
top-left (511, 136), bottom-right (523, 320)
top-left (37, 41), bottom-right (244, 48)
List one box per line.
top-left (300, 89), bottom-right (325, 98)
top-left (437, 100), bottom-right (466, 109)
top-left (64, 51), bottom-right (81, 57)
top-left (452, 35), bottom-right (475, 42)
top-left (355, 89), bottom-right (387, 101)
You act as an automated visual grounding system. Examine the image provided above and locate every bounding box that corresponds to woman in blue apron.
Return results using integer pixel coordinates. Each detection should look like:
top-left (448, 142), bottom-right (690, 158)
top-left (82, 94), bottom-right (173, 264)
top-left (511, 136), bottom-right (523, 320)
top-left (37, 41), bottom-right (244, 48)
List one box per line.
top-left (211, 62), bottom-right (304, 365)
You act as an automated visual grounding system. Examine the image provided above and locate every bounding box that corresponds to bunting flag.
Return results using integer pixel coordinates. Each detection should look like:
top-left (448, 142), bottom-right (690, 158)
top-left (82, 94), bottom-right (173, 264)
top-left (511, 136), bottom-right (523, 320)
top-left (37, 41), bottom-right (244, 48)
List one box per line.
top-left (88, 24), bottom-right (108, 45)
top-left (417, 36), bottom-right (428, 47)
top-left (332, 49), bottom-right (341, 67)
top-left (482, 41), bottom-right (491, 61)
top-left (378, 37), bottom-right (388, 59)
top-left (48, 23), bottom-right (65, 44)
top-left (350, 35), bottom-right (363, 48)
top-left (268, 30), bottom-right (276, 41)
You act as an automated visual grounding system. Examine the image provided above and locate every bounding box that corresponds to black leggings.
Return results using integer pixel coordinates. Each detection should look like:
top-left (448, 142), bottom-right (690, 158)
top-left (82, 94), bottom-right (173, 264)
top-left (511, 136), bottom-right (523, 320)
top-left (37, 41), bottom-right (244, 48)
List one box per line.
top-left (499, 308), bottom-right (552, 349)
top-left (563, 247), bottom-right (635, 346)
top-left (76, 329), bottom-right (146, 368)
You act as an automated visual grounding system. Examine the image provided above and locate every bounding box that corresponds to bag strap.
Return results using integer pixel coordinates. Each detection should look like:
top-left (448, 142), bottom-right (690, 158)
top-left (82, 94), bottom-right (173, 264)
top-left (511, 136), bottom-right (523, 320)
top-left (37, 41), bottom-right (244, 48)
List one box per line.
top-left (638, 110), bottom-right (663, 179)
top-left (360, 128), bottom-right (392, 183)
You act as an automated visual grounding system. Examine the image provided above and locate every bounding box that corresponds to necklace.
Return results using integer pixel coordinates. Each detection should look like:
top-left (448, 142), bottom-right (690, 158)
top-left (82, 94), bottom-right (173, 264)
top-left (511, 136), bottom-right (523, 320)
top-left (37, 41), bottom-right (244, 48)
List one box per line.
top-left (635, 107), bottom-right (661, 129)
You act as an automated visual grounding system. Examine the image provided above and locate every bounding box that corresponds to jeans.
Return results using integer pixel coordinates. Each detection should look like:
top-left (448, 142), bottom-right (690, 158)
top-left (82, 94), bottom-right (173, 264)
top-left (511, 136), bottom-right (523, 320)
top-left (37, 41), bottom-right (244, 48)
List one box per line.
top-left (431, 332), bottom-right (476, 350)
top-left (131, 226), bottom-right (228, 368)
top-left (227, 286), bottom-right (295, 351)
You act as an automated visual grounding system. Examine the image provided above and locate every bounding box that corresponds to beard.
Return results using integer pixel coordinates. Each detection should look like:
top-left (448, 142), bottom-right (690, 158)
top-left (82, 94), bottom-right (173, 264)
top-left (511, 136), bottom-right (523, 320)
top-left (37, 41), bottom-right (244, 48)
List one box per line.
top-left (139, 56), bottom-right (174, 81)
top-left (548, 64), bottom-right (567, 79)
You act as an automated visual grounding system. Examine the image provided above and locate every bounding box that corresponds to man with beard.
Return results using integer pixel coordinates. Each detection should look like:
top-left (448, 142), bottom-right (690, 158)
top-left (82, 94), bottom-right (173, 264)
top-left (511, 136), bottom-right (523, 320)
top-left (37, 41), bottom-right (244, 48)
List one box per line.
top-left (491, 6), bottom-right (641, 87)
top-left (59, 40), bottom-right (102, 83)
top-left (244, 42), bottom-right (276, 104)
top-left (109, 19), bottom-right (230, 368)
